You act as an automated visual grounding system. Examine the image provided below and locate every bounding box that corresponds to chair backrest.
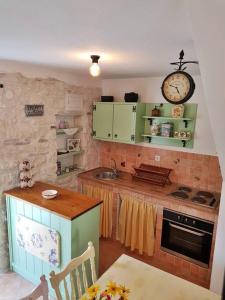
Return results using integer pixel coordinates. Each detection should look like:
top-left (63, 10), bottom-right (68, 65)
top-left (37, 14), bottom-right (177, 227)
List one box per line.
top-left (20, 275), bottom-right (49, 300)
top-left (50, 241), bottom-right (97, 300)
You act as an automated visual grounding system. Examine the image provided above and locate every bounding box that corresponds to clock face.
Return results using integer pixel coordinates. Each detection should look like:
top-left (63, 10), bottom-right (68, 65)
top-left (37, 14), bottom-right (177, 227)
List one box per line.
top-left (161, 71), bottom-right (195, 104)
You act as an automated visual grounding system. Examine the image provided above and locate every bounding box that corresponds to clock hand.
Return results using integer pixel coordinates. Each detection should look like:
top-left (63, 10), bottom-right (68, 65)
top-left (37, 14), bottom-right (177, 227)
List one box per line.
top-left (175, 87), bottom-right (180, 94)
top-left (169, 84), bottom-right (180, 95)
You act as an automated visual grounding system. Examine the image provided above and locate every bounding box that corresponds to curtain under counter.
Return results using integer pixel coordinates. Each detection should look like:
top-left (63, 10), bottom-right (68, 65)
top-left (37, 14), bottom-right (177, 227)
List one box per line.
top-left (118, 194), bottom-right (157, 256)
top-left (82, 184), bottom-right (113, 238)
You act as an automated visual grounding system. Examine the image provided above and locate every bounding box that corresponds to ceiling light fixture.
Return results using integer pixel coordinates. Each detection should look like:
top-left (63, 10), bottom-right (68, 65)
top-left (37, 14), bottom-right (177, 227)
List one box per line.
top-left (89, 55), bottom-right (101, 77)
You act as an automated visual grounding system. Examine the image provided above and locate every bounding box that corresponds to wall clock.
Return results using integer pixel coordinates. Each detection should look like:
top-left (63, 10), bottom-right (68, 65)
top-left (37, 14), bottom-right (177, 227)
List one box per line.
top-left (161, 50), bottom-right (198, 105)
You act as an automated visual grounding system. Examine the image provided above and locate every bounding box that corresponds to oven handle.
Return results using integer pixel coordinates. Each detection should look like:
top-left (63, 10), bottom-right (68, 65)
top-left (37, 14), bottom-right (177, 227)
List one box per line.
top-left (169, 223), bottom-right (205, 237)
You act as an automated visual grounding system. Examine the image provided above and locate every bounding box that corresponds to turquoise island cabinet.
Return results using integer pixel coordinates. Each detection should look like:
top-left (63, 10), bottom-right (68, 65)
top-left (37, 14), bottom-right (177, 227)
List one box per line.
top-left (5, 181), bottom-right (102, 295)
top-left (92, 102), bottom-right (146, 144)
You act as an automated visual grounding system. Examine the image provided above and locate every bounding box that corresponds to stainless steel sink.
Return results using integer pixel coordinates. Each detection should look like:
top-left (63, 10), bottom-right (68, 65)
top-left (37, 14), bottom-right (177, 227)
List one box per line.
top-left (95, 171), bottom-right (119, 180)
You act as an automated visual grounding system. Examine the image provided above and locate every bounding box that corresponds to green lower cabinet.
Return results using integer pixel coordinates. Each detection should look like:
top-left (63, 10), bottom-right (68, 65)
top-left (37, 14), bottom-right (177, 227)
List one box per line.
top-left (92, 102), bottom-right (146, 144)
top-left (6, 196), bottom-right (100, 297)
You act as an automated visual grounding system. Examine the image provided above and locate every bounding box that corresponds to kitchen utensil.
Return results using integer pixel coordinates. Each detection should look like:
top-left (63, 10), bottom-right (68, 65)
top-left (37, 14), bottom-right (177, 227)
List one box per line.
top-left (63, 128), bottom-right (79, 135)
top-left (42, 190), bottom-right (58, 199)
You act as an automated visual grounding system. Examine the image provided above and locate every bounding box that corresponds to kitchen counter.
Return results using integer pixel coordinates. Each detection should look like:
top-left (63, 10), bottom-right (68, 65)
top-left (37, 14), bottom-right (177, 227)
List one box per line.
top-left (78, 167), bottom-right (219, 220)
top-left (78, 167), bottom-right (220, 288)
top-left (4, 181), bottom-right (102, 220)
top-left (78, 168), bottom-right (219, 288)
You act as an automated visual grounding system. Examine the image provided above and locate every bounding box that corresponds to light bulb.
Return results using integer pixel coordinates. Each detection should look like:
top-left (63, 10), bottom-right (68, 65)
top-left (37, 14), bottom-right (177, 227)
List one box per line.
top-left (89, 62), bottom-right (101, 77)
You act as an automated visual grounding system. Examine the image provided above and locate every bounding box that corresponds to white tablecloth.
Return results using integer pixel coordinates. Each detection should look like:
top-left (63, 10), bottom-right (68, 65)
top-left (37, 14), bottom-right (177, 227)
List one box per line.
top-left (97, 254), bottom-right (221, 300)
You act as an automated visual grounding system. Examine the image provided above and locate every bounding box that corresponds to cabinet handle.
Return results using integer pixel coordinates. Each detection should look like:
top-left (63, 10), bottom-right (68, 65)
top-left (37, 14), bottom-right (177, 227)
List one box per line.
top-left (114, 134), bottom-right (118, 138)
top-left (108, 133), bottom-right (111, 137)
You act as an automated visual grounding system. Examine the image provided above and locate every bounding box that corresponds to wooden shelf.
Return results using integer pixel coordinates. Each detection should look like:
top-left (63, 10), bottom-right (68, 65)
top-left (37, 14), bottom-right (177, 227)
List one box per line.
top-left (142, 134), bottom-right (191, 147)
top-left (56, 127), bottom-right (82, 135)
top-left (143, 116), bottom-right (192, 121)
top-left (57, 150), bottom-right (84, 159)
top-left (57, 168), bottom-right (84, 179)
top-left (55, 111), bottom-right (83, 117)
top-left (143, 116), bottom-right (192, 128)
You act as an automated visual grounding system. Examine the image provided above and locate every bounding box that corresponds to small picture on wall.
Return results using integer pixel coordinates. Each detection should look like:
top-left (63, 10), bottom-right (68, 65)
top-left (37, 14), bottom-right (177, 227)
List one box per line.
top-left (67, 139), bottom-right (80, 152)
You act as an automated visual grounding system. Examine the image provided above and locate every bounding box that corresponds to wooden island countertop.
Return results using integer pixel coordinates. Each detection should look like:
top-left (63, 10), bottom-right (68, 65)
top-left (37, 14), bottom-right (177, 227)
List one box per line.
top-left (4, 181), bottom-right (103, 220)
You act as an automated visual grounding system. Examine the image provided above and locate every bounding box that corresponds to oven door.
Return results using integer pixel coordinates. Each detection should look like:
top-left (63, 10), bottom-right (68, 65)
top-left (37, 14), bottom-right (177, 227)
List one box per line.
top-left (161, 219), bottom-right (212, 266)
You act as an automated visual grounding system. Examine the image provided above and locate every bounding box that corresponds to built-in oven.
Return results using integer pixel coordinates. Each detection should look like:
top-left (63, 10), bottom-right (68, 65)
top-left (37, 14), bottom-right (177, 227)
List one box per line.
top-left (161, 209), bottom-right (214, 267)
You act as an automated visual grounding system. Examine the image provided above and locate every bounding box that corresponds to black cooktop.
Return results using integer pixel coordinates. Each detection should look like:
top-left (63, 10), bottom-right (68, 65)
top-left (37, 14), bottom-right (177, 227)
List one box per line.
top-left (169, 186), bottom-right (218, 209)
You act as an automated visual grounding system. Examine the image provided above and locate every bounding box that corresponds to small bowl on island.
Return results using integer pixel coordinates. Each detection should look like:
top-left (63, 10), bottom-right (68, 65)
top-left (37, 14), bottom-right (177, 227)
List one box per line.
top-left (42, 190), bottom-right (58, 199)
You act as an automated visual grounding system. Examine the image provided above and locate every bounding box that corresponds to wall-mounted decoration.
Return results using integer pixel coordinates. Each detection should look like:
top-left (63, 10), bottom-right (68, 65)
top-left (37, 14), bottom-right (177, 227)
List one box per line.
top-left (67, 138), bottom-right (80, 152)
top-left (19, 159), bottom-right (34, 188)
top-left (16, 215), bottom-right (60, 266)
top-left (171, 104), bottom-right (184, 118)
top-left (25, 105), bottom-right (44, 117)
top-left (65, 93), bottom-right (83, 112)
top-left (161, 50), bottom-right (198, 105)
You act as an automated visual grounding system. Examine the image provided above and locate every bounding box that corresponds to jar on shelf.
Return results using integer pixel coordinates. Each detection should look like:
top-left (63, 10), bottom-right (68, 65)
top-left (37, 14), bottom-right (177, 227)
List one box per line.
top-left (58, 120), bottom-right (67, 129)
top-left (161, 122), bottom-right (174, 137)
top-left (56, 161), bottom-right (61, 175)
top-left (150, 123), bottom-right (160, 136)
top-left (151, 106), bottom-right (160, 117)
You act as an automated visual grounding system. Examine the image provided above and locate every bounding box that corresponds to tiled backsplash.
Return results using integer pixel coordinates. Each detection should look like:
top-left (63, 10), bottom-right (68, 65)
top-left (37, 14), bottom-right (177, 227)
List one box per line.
top-left (99, 141), bottom-right (222, 192)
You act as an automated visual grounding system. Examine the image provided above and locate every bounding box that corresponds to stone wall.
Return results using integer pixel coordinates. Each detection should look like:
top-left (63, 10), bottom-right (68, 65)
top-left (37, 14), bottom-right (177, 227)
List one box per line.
top-left (0, 72), bottom-right (101, 272)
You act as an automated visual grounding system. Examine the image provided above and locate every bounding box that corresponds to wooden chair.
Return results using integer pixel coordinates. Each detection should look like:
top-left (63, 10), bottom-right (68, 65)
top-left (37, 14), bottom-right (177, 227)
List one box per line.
top-left (20, 275), bottom-right (49, 300)
top-left (49, 241), bottom-right (97, 300)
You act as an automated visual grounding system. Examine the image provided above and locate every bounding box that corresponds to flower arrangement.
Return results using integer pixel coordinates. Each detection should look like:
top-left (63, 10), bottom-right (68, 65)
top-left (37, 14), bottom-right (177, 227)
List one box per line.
top-left (81, 281), bottom-right (130, 300)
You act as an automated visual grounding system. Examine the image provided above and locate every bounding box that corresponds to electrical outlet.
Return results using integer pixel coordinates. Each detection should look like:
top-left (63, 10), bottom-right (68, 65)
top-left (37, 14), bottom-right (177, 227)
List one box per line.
top-left (121, 161), bottom-right (126, 167)
top-left (155, 155), bottom-right (160, 162)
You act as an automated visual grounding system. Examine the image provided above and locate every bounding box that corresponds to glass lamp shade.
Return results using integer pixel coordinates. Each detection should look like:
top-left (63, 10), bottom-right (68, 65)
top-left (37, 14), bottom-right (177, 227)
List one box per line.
top-left (89, 62), bottom-right (101, 77)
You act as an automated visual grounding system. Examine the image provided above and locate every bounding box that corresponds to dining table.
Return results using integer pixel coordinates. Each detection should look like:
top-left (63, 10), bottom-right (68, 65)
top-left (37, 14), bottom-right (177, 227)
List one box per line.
top-left (96, 254), bottom-right (221, 300)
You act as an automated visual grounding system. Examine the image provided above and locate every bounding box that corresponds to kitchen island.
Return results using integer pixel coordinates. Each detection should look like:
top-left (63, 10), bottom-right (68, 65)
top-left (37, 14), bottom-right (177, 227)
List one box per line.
top-left (4, 181), bottom-right (102, 287)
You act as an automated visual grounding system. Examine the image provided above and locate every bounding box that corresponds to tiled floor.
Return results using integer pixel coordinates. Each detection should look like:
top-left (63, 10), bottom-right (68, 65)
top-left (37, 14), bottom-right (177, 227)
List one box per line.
top-left (0, 272), bottom-right (35, 300)
top-left (99, 237), bottom-right (157, 275)
top-left (0, 237), bottom-right (198, 299)
top-left (0, 238), bottom-right (133, 299)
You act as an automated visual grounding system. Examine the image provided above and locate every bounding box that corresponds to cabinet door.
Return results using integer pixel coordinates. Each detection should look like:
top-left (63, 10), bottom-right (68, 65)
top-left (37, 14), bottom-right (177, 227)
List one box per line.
top-left (113, 104), bottom-right (136, 143)
top-left (93, 103), bottom-right (113, 139)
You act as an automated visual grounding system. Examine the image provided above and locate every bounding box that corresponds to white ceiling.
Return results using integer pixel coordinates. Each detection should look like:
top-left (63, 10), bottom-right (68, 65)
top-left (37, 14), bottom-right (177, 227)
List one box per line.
top-left (0, 0), bottom-right (199, 78)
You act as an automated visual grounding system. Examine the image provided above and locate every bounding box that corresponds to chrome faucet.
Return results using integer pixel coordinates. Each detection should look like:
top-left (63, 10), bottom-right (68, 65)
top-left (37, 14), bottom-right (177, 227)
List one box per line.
top-left (111, 158), bottom-right (119, 176)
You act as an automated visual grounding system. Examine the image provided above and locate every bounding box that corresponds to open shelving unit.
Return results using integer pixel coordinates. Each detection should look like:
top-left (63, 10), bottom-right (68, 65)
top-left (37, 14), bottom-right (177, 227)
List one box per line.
top-left (57, 150), bottom-right (84, 159)
top-left (142, 103), bottom-right (198, 148)
top-left (142, 116), bottom-right (192, 128)
top-left (56, 127), bottom-right (83, 135)
top-left (55, 111), bottom-right (85, 179)
top-left (57, 167), bottom-right (84, 179)
top-left (142, 134), bottom-right (191, 147)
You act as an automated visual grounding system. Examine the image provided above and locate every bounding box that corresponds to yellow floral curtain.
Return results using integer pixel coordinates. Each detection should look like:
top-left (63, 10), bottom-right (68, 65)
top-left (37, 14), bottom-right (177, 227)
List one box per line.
top-left (118, 195), bottom-right (157, 256)
top-left (82, 184), bottom-right (113, 238)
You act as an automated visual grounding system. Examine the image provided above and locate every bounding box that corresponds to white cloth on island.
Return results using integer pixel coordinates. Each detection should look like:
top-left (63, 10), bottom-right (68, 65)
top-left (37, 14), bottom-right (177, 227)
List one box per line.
top-left (16, 215), bottom-right (60, 266)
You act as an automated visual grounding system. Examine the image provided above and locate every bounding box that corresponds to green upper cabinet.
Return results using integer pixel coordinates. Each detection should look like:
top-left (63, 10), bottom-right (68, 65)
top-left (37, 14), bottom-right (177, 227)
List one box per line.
top-left (92, 102), bottom-right (146, 144)
top-left (93, 103), bottom-right (114, 140)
